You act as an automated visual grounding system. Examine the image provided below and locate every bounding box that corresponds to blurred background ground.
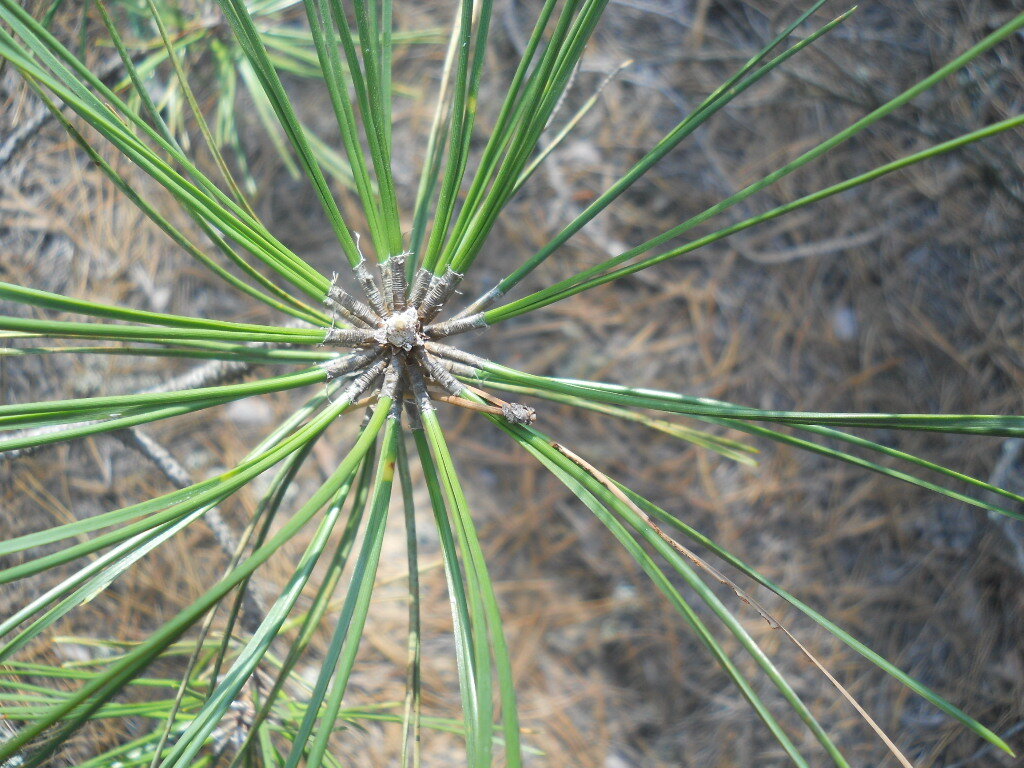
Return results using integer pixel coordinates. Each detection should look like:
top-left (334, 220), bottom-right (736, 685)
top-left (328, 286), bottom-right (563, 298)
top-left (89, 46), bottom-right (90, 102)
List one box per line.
top-left (2, 0), bottom-right (1023, 766)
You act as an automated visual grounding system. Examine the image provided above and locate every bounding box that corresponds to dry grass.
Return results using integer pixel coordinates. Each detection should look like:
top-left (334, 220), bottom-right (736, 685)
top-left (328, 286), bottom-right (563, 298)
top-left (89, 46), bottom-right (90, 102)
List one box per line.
top-left (2, 0), bottom-right (1023, 765)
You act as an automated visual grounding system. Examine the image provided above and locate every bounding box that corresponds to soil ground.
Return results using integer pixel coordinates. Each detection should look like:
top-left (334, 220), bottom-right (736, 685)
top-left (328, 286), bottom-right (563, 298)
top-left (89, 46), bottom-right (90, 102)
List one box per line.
top-left (2, 1), bottom-right (1023, 766)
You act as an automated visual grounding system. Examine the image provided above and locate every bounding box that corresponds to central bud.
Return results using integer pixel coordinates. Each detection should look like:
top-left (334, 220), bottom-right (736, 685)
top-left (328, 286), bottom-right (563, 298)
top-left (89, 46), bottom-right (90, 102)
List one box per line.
top-left (377, 307), bottom-right (424, 352)
top-left (320, 261), bottom-right (538, 426)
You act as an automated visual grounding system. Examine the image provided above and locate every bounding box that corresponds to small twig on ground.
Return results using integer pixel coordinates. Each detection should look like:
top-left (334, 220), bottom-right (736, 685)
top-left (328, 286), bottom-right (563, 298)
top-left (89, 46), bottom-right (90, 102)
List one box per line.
top-left (116, 427), bottom-right (267, 632)
top-left (0, 358), bottom-right (255, 463)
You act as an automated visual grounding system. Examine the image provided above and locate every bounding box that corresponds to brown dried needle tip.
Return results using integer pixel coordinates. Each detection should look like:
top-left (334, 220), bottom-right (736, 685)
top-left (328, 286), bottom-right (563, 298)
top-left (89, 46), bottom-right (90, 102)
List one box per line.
top-left (463, 381), bottom-right (538, 425)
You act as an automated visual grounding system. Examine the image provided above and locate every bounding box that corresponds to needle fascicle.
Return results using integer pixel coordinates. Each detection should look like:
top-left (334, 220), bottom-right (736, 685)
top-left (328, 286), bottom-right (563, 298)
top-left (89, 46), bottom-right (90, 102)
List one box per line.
top-left (322, 327), bottom-right (377, 347)
top-left (382, 252), bottom-right (410, 312)
top-left (326, 281), bottom-right (383, 327)
top-left (353, 256), bottom-right (387, 317)
top-left (323, 272), bottom-right (376, 328)
top-left (320, 348), bottom-right (382, 380)
top-left (423, 341), bottom-right (489, 370)
top-left (437, 358), bottom-right (479, 378)
top-left (417, 267), bottom-right (463, 324)
top-left (408, 267), bottom-right (434, 307)
top-left (344, 355), bottom-right (391, 401)
top-left (379, 354), bottom-right (404, 404)
top-left (451, 283), bottom-right (502, 320)
top-left (414, 349), bottom-right (465, 397)
top-left (421, 347), bottom-right (485, 381)
top-left (388, 380), bottom-right (407, 422)
top-left (408, 365), bottom-right (435, 417)
top-left (425, 312), bottom-right (486, 339)
top-left (325, 305), bottom-right (374, 330)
